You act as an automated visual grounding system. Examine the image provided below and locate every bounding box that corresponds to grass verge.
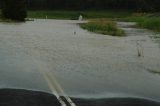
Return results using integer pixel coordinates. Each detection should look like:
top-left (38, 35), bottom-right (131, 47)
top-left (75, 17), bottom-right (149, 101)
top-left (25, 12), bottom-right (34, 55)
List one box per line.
top-left (28, 10), bottom-right (131, 20)
top-left (80, 19), bottom-right (125, 36)
top-left (137, 17), bottom-right (160, 32)
top-left (123, 15), bottom-right (160, 33)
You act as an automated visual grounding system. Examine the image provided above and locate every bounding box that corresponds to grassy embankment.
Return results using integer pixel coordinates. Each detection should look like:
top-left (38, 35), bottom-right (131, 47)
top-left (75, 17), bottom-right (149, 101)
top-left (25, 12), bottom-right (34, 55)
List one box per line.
top-left (123, 15), bottom-right (160, 33)
top-left (28, 10), bottom-right (131, 19)
top-left (79, 13), bottom-right (160, 36)
top-left (80, 19), bottom-right (125, 36)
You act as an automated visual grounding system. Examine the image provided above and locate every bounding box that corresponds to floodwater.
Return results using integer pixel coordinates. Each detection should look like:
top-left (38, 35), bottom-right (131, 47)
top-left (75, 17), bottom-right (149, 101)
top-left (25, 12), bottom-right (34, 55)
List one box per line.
top-left (0, 19), bottom-right (160, 101)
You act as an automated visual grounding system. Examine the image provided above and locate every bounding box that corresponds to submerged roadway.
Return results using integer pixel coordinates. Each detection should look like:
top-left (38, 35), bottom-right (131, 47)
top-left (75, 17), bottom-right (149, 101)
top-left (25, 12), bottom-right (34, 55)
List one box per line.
top-left (0, 19), bottom-right (160, 104)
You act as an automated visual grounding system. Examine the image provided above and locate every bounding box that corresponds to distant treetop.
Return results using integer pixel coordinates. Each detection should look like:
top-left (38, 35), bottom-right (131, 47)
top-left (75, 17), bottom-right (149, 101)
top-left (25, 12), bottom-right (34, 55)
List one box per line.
top-left (2, 0), bottom-right (27, 21)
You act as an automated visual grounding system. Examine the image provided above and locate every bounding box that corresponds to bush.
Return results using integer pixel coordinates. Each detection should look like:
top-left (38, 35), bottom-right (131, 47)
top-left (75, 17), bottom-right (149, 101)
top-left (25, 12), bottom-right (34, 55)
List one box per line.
top-left (81, 19), bottom-right (125, 36)
top-left (2, 0), bottom-right (27, 21)
top-left (137, 18), bottom-right (160, 32)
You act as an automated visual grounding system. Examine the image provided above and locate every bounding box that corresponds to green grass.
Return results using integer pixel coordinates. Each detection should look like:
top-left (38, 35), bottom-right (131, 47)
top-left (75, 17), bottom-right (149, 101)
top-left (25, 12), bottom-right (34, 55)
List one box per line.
top-left (80, 19), bottom-right (125, 36)
top-left (1, 10), bottom-right (160, 34)
top-left (137, 17), bottom-right (160, 32)
top-left (28, 10), bottom-right (160, 33)
top-left (123, 15), bottom-right (160, 32)
top-left (28, 10), bottom-right (131, 20)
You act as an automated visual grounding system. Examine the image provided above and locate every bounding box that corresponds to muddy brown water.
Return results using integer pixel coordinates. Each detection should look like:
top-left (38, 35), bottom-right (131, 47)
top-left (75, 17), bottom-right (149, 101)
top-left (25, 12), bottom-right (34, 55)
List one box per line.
top-left (0, 19), bottom-right (160, 102)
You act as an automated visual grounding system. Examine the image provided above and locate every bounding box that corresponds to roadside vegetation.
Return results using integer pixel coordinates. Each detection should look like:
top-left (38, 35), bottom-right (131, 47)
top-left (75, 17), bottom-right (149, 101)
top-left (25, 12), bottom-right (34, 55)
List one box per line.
top-left (80, 19), bottom-right (125, 36)
top-left (137, 17), bottom-right (160, 33)
top-left (1, 9), bottom-right (160, 35)
top-left (123, 14), bottom-right (160, 33)
top-left (1, 0), bottom-right (27, 21)
top-left (0, 0), bottom-right (160, 34)
top-left (28, 10), bottom-right (131, 20)
top-left (28, 10), bottom-right (160, 34)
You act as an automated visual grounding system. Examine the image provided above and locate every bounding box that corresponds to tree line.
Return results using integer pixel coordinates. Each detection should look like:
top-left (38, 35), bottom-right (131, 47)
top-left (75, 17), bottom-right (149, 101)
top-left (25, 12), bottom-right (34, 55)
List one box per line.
top-left (1, 0), bottom-right (27, 21)
top-left (0, 0), bottom-right (160, 11)
top-left (27, 0), bottom-right (160, 11)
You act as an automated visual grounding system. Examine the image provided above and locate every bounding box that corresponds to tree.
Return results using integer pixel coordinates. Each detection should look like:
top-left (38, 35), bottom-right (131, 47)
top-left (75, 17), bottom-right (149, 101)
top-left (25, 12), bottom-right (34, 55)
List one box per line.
top-left (2, 0), bottom-right (27, 21)
top-left (1, 0), bottom-right (159, 12)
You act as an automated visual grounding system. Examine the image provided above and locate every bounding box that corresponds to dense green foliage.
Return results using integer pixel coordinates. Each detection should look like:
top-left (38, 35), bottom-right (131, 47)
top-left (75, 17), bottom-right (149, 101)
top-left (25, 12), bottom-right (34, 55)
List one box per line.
top-left (0, 0), bottom-right (159, 11)
top-left (0, 0), bottom-right (160, 33)
top-left (123, 16), bottom-right (160, 32)
top-left (28, 10), bottom-right (131, 19)
top-left (137, 18), bottom-right (160, 32)
top-left (2, 0), bottom-right (27, 21)
top-left (26, 0), bottom-right (160, 11)
top-left (81, 19), bottom-right (125, 36)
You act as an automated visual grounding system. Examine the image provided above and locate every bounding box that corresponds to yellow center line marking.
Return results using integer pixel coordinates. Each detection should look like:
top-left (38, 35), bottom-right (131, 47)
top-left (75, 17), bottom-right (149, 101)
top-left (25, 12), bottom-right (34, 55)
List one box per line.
top-left (32, 57), bottom-right (76, 106)
top-left (28, 42), bottom-right (76, 106)
top-left (40, 69), bottom-right (67, 106)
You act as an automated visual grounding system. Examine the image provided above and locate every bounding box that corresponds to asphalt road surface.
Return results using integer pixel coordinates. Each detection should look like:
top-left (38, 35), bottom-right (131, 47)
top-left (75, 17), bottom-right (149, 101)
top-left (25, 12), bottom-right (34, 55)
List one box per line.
top-left (0, 19), bottom-right (160, 103)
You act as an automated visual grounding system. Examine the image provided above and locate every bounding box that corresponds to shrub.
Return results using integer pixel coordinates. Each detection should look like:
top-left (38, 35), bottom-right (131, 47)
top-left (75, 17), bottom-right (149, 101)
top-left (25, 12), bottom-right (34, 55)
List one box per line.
top-left (81, 19), bottom-right (125, 36)
top-left (2, 0), bottom-right (27, 21)
top-left (137, 18), bottom-right (160, 32)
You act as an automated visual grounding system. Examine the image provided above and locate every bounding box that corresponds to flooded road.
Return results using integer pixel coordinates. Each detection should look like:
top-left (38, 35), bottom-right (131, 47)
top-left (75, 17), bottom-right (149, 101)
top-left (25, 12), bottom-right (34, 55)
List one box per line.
top-left (0, 19), bottom-right (160, 101)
